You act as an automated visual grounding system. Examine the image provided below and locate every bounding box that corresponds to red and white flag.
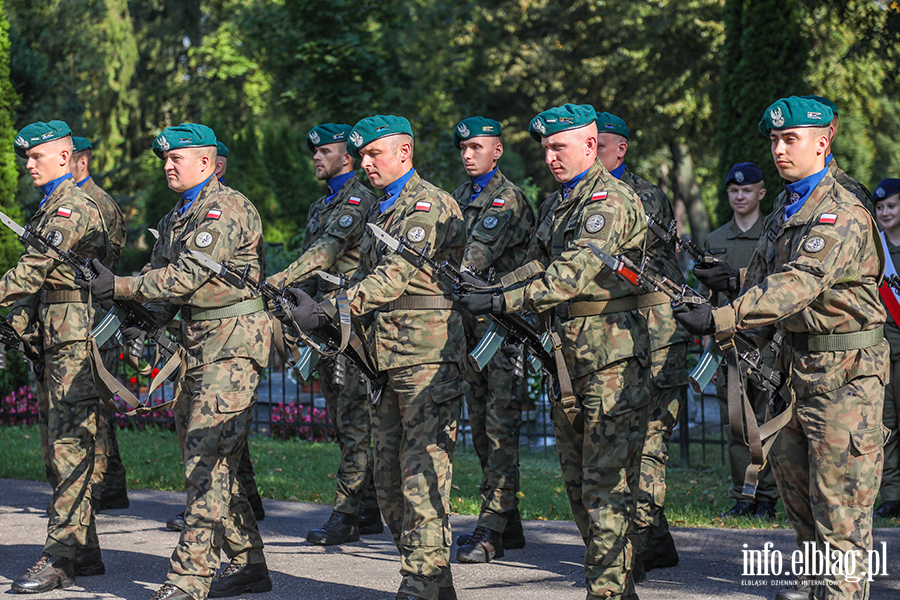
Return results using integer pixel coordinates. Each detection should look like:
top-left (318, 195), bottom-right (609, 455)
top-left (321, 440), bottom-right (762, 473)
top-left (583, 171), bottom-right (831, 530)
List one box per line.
top-left (57, 206), bottom-right (72, 218)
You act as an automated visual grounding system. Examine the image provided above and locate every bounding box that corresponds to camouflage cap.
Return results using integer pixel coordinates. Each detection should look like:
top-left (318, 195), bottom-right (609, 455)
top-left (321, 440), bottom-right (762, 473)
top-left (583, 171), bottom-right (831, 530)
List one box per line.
top-left (595, 112), bottom-right (629, 140)
top-left (152, 123), bottom-right (217, 158)
top-left (347, 115), bottom-right (413, 159)
top-left (72, 136), bottom-right (92, 153)
top-left (216, 141), bottom-right (229, 157)
top-left (307, 123), bottom-right (353, 153)
top-left (725, 162), bottom-right (763, 186)
top-left (453, 117), bottom-right (502, 149)
top-left (801, 95), bottom-right (838, 118)
top-left (14, 120), bottom-right (72, 158)
top-left (758, 96), bottom-right (834, 136)
top-left (529, 104), bottom-right (596, 142)
top-left (874, 179), bottom-right (900, 202)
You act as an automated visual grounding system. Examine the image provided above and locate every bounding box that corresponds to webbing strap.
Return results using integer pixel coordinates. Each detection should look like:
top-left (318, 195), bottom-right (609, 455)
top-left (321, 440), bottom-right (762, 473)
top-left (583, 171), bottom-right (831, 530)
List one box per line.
top-left (183, 297), bottom-right (265, 321)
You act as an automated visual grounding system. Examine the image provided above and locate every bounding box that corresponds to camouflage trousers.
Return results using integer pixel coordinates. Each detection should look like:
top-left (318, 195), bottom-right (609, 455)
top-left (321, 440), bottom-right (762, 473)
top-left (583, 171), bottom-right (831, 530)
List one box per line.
top-left (552, 356), bottom-right (649, 600)
top-left (879, 360), bottom-right (900, 502)
top-left (167, 357), bottom-right (266, 600)
top-left (715, 365), bottom-right (779, 504)
top-left (771, 374), bottom-right (886, 600)
top-left (370, 361), bottom-right (465, 600)
top-left (632, 343), bottom-right (687, 553)
top-left (42, 340), bottom-right (102, 558)
top-left (463, 344), bottom-right (527, 532)
top-left (318, 355), bottom-right (379, 516)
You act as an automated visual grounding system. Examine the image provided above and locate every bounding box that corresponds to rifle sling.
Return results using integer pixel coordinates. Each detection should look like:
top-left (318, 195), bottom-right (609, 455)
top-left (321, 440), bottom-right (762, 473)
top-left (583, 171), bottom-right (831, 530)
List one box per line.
top-left (181, 297), bottom-right (265, 321)
top-left (40, 288), bottom-right (90, 304)
top-left (556, 291), bottom-right (668, 319)
top-left (378, 295), bottom-right (456, 311)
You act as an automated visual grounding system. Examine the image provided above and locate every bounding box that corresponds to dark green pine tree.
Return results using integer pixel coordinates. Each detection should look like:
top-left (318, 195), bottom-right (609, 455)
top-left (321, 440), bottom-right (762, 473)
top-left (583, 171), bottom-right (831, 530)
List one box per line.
top-left (717, 0), bottom-right (809, 222)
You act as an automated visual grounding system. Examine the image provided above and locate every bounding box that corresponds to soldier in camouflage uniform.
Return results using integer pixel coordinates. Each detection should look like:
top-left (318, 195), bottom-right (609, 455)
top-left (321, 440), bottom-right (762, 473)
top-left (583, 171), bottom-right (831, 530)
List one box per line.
top-left (677, 96), bottom-right (889, 600)
top-left (84, 124), bottom-right (273, 600)
top-left (594, 112), bottom-right (690, 577)
top-left (266, 123), bottom-right (382, 545)
top-left (701, 162), bottom-right (780, 521)
top-left (449, 117), bottom-right (534, 563)
top-left (281, 115), bottom-right (468, 600)
top-left (4, 121), bottom-right (111, 593)
top-left (456, 104), bottom-right (650, 600)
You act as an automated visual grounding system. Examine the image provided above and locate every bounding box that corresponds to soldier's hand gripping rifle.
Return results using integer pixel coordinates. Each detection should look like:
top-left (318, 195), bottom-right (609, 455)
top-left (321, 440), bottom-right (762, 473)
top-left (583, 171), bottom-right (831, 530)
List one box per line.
top-left (365, 223), bottom-right (556, 379)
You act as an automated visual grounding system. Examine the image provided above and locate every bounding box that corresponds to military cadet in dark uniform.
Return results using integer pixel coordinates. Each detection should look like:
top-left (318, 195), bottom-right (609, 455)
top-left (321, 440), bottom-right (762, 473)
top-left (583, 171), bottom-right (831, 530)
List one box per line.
top-left (593, 112), bottom-right (690, 577)
top-left (449, 117), bottom-right (534, 563)
top-left (266, 123), bottom-right (382, 545)
top-left (872, 178), bottom-right (900, 520)
top-left (4, 121), bottom-right (111, 592)
top-left (702, 162), bottom-right (780, 520)
top-left (84, 124), bottom-right (273, 600)
top-left (677, 96), bottom-right (888, 600)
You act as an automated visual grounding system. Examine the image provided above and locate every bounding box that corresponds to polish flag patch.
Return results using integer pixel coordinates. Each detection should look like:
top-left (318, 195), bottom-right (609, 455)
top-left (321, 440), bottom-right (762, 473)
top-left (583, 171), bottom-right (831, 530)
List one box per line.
top-left (348, 197), bottom-right (361, 205)
top-left (415, 201), bottom-right (431, 212)
top-left (57, 206), bottom-right (72, 218)
top-left (206, 209), bottom-right (222, 220)
top-left (818, 213), bottom-right (837, 224)
top-left (492, 198), bottom-right (505, 208)
top-left (592, 191), bottom-right (608, 201)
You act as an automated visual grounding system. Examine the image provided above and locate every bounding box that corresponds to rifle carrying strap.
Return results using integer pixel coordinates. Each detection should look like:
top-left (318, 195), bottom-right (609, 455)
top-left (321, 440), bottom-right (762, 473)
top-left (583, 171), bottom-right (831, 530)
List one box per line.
top-left (40, 288), bottom-right (90, 304)
top-left (558, 291), bottom-right (669, 318)
top-left (379, 295), bottom-right (455, 311)
top-left (539, 310), bottom-right (578, 431)
top-left (271, 318), bottom-right (302, 365)
top-left (499, 260), bottom-right (545, 287)
top-left (182, 297), bottom-right (265, 321)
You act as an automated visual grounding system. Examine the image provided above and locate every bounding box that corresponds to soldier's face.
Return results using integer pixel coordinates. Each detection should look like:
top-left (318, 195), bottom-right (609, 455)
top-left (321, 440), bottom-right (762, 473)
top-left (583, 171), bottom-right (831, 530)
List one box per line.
top-left (313, 143), bottom-right (348, 181)
top-left (541, 127), bottom-right (597, 183)
top-left (876, 195), bottom-right (900, 232)
top-left (770, 128), bottom-right (828, 182)
top-left (595, 133), bottom-right (627, 173)
top-left (25, 140), bottom-right (70, 187)
top-left (163, 149), bottom-right (211, 193)
top-left (727, 182), bottom-right (764, 218)
top-left (458, 137), bottom-right (501, 178)
top-left (358, 136), bottom-right (410, 189)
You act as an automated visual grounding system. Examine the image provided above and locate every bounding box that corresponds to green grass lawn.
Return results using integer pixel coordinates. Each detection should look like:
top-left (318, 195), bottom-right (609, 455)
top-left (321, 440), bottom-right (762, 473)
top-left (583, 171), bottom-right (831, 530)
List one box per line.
top-left (2, 424), bottom-right (897, 529)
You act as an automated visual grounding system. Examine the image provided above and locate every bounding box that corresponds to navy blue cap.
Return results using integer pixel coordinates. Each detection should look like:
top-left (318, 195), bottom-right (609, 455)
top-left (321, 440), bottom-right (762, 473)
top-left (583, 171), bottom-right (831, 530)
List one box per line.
top-left (725, 162), bottom-right (763, 186)
top-left (874, 179), bottom-right (900, 202)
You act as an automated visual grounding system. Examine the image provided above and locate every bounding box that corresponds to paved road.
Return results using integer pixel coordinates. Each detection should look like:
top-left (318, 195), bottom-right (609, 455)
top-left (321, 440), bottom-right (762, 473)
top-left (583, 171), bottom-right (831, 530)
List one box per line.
top-left (1, 478), bottom-right (899, 599)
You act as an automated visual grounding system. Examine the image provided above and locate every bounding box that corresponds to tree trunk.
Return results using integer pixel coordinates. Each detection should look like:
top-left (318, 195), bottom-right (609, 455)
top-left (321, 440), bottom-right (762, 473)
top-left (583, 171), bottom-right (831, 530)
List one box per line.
top-left (669, 141), bottom-right (711, 247)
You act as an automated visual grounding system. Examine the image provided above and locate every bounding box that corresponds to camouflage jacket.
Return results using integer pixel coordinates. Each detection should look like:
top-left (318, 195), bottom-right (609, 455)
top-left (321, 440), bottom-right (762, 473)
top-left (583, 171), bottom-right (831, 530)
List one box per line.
top-left (620, 167), bottom-right (692, 353)
top-left (346, 170), bottom-right (467, 371)
top-left (81, 177), bottom-right (126, 271)
top-left (504, 159), bottom-right (649, 379)
top-left (113, 178), bottom-right (272, 369)
top-left (0, 178), bottom-right (110, 349)
top-left (267, 175), bottom-right (376, 300)
top-left (713, 172), bottom-right (888, 398)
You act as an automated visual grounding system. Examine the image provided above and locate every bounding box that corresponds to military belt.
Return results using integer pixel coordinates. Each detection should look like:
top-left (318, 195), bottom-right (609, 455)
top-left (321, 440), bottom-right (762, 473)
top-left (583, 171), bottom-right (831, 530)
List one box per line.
top-left (379, 295), bottom-right (456, 312)
top-left (785, 326), bottom-right (883, 352)
top-left (181, 297), bottom-right (265, 321)
top-left (556, 291), bottom-right (667, 319)
top-left (39, 288), bottom-right (90, 304)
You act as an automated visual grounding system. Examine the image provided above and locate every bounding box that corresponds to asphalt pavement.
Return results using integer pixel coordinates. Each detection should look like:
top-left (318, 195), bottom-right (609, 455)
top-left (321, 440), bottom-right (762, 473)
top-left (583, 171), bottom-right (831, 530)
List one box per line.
top-left (2, 478), bottom-right (899, 599)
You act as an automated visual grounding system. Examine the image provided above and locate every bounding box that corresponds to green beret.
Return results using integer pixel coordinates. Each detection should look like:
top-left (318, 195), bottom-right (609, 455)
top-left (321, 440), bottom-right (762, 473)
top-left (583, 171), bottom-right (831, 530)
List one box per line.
top-left (758, 96), bottom-right (834, 136)
top-left (216, 141), bottom-right (229, 157)
top-left (595, 112), bottom-right (629, 140)
top-left (307, 123), bottom-right (352, 153)
top-left (347, 115), bottom-right (413, 159)
top-left (72, 137), bottom-right (92, 153)
top-left (529, 104), bottom-right (596, 142)
top-left (152, 123), bottom-right (217, 158)
top-left (14, 120), bottom-right (72, 158)
top-left (453, 117), bottom-right (502, 149)
top-left (801, 95), bottom-right (838, 117)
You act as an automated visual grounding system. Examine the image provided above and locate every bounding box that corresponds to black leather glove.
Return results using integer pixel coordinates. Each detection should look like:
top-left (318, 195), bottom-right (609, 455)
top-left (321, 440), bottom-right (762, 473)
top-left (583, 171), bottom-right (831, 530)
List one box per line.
top-left (279, 288), bottom-right (329, 332)
top-left (122, 326), bottom-right (146, 358)
top-left (74, 258), bottom-right (116, 303)
top-left (693, 261), bottom-right (740, 297)
top-left (451, 288), bottom-right (506, 315)
top-left (672, 301), bottom-right (715, 336)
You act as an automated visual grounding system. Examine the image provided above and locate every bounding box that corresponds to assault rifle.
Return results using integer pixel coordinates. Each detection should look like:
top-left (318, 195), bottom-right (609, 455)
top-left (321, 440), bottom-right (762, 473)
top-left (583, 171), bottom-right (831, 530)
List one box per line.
top-left (645, 212), bottom-right (721, 266)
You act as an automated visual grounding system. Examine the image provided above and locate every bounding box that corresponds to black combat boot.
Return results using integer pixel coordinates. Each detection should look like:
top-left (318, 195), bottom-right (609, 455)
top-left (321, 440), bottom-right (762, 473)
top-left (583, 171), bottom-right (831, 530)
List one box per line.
top-left (719, 501), bottom-right (756, 518)
top-left (438, 585), bottom-right (458, 599)
top-left (73, 546), bottom-right (106, 576)
top-left (306, 511), bottom-right (360, 545)
top-left (456, 526), bottom-right (504, 563)
top-left (247, 492), bottom-right (266, 522)
top-left (166, 512), bottom-right (185, 532)
top-left (631, 552), bottom-right (646, 583)
top-left (96, 487), bottom-right (130, 512)
top-left (873, 500), bottom-right (900, 519)
top-left (643, 530), bottom-right (679, 571)
top-left (774, 579), bottom-right (811, 600)
top-left (11, 553), bottom-right (75, 593)
top-left (148, 583), bottom-right (193, 600)
top-left (754, 501), bottom-right (777, 520)
top-left (359, 507), bottom-right (384, 535)
top-left (209, 560), bottom-right (273, 597)
top-left (457, 509), bottom-right (526, 549)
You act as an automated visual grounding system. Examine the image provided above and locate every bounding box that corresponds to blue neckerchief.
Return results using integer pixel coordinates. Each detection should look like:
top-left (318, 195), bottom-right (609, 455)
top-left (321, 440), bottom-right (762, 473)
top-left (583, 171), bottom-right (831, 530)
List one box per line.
top-left (784, 167), bottom-right (829, 220)
top-left (609, 163), bottom-right (626, 180)
top-left (825, 153), bottom-right (834, 167)
top-left (75, 175), bottom-right (91, 188)
top-left (562, 168), bottom-right (590, 200)
top-left (469, 168), bottom-right (498, 203)
top-left (325, 171), bottom-right (355, 205)
top-left (218, 177), bottom-right (225, 184)
top-left (39, 173), bottom-right (74, 207)
top-left (379, 168), bottom-right (416, 213)
top-left (179, 175), bottom-right (215, 215)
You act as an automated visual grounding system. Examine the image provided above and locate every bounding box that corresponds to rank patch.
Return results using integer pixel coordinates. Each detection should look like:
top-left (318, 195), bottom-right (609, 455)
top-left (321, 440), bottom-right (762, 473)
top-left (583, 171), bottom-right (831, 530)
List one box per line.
top-left (406, 226), bottom-right (426, 243)
top-left (195, 231), bottom-right (214, 248)
top-left (47, 230), bottom-right (64, 247)
top-left (339, 215), bottom-right (354, 228)
top-left (57, 206), bottom-right (72, 218)
top-left (804, 236), bottom-right (826, 253)
top-left (585, 214), bottom-right (606, 234)
top-left (483, 216), bottom-right (499, 229)
top-left (415, 201), bottom-right (431, 212)
top-left (206, 209), bottom-right (222, 220)
top-left (818, 213), bottom-right (837, 225)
